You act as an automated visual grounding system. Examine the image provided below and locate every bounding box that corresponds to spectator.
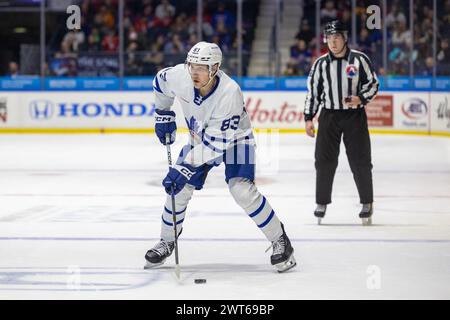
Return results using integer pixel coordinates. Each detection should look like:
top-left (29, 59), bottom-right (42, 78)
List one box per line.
top-left (417, 57), bottom-right (434, 76)
top-left (55, 41), bottom-right (77, 59)
top-left (149, 33), bottom-right (166, 62)
top-left (388, 46), bottom-right (409, 75)
top-left (321, 1), bottom-right (337, 23)
top-left (155, 0), bottom-right (176, 21)
top-left (170, 13), bottom-right (189, 41)
top-left (215, 21), bottom-right (232, 49)
top-left (128, 26), bottom-right (139, 44)
top-left (358, 28), bottom-right (372, 53)
top-left (212, 3), bottom-right (234, 29)
top-left (142, 51), bottom-right (164, 75)
top-left (186, 33), bottom-right (199, 51)
top-left (87, 28), bottom-right (101, 51)
top-left (134, 15), bottom-right (149, 34)
top-left (101, 30), bottom-right (119, 53)
top-left (62, 31), bottom-right (85, 53)
top-left (437, 39), bottom-right (450, 75)
top-left (8, 62), bottom-right (19, 77)
top-left (385, 2), bottom-right (407, 30)
top-left (339, 9), bottom-right (351, 32)
top-left (51, 42), bottom-right (78, 76)
top-left (295, 19), bottom-right (314, 44)
top-left (211, 33), bottom-right (230, 53)
top-left (391, 20), bottom-right (412, 48)
top-left (187, 15), bottom-right (214, 40)
top-left (437, 39), bottom-right (450, 65)
top-left (290, 39), bottom-right (312, 74)
top-left (126, 41), bottom-right (141, 75)
top-left (100, 5), bottom-right (115, 29)
top-left (164, 34), bottom-right (185, 55)
top-left (284, 59), bottom-right (300, 76)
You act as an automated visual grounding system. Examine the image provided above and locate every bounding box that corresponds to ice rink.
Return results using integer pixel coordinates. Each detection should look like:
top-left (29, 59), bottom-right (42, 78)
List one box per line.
top-left (0, 132), bottom-right (449, 300)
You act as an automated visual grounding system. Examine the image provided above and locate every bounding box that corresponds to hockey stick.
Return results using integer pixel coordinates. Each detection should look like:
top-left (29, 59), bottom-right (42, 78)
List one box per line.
top-left (165, 133), bottom-right (181, 280)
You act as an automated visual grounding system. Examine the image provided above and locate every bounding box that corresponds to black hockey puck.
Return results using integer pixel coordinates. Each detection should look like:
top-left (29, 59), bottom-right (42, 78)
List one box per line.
top-left (194, 279), bottom-right (207, 284)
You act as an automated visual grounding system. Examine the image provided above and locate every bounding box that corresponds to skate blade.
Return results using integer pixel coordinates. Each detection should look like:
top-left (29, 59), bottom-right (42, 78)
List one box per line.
top-left (144, 260), bottom-right (165, 269)
top-left (362, 217), bottom-right (372, 226)
top-left (318, 218), bottom-right (322, 225)
top-left (275, 254), bottom-right (297, 273)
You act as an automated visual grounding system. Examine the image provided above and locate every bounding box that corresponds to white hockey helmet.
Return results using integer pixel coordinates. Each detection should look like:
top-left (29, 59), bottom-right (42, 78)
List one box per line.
top-left (186, 41), bottom-right (223, 70)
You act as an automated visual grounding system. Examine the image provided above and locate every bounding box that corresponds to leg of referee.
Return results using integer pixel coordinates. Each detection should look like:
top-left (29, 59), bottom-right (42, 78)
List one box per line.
top-left (315, 110), bottom-right (343, 206)
top-left (342, 109), bottom-right (374, 205)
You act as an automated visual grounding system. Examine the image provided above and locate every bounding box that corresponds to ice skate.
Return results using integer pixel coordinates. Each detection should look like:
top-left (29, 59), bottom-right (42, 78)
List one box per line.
top-left (144, 239), bottom-right (174, 269)
top-left (268, 223), bottom-right (296, 273)
top-left (314, 204), bottom-right (327, 225)
top-left (359, 203), bottom-right (373, 226)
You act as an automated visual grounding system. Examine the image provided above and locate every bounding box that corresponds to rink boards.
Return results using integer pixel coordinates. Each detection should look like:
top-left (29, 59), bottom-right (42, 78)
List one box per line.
top-left (0, 91), bottom-right (449, 136)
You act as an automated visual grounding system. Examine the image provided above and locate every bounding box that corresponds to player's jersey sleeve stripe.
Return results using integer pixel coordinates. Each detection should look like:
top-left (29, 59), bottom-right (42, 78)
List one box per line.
top-left (153, 76), bottom-right (163, 93)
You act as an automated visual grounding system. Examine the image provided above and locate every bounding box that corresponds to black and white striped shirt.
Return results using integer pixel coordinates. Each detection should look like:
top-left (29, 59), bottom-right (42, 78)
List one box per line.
top-left (304, 48), bottom-right (379, 121)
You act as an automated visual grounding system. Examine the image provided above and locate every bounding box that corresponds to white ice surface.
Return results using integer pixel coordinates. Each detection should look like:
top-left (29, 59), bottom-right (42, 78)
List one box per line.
top-left (0, 133), bottom-right (449, 299)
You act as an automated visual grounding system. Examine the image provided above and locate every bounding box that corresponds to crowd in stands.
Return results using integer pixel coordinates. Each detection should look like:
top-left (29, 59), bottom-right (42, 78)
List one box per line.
top-left (286, 0), bottom-right (450, 77)
top-left (45, 0), bottom-right (449, 77)
top-left (49, 0), bottom-right (256, 77)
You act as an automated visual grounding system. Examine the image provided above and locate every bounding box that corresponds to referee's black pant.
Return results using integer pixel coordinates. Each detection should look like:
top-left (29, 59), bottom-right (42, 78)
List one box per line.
top-left (315, 108), bottom-right (373, 205)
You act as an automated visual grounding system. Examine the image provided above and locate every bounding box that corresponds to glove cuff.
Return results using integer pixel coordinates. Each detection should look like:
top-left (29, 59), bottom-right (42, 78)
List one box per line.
top-left (155, 109), bottom-right (176, 123)
top-left (174, 164), bottom-right (195, 180)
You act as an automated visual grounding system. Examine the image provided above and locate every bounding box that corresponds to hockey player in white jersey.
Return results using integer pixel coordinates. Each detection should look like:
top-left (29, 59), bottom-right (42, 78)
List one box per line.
top-left (144, 41), bottom-right (296, 273)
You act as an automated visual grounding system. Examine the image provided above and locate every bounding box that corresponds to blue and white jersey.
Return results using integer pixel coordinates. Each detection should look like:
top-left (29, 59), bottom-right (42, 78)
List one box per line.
top-left (153, 63), bottom-right (255, 168)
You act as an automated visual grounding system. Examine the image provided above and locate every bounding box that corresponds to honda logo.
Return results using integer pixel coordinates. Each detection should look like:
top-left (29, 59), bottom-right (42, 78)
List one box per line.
top-left (29, 100), bottom-right (54, 120)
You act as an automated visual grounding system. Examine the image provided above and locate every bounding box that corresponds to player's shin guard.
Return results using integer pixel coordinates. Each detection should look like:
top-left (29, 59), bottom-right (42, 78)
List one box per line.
top-left (160, 184), bottom-right (194, 241)
top-left (228, 178), bottom-right (283, 242)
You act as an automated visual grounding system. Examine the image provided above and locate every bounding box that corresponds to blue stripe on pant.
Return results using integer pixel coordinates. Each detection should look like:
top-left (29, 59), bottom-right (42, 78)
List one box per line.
top-left (164, 207), bottom-right (186, 215)
top-left (257, 210), bottom-right (275, 228)
top-left (249, 196), bottom-right (266, 218)
top-left (247, 196), bottom-right (275, 229)
top-left (162, 216), bottom-right (185, 226)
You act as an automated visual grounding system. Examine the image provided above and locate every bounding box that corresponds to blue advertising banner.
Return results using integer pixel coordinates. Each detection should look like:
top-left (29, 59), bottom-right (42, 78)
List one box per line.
top-left (0, 77), bottom-right (41, 90)
top-left (44, 78), bottom-right (120, 90)
top-left (0, 76), bottom-right (449, 91)
top-left (122, 77), bottom-right (153, 90)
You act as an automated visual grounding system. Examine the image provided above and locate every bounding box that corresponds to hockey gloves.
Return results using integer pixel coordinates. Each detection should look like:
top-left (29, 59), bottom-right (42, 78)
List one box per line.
top-left (162, 164), bottom-right (195, 195)
top-left (155, 109), bottom-right (177, 145)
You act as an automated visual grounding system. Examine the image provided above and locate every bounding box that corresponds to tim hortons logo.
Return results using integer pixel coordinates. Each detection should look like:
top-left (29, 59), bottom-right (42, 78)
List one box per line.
top-left (437, 97), bottom-right (450, 128)
top-left (0, 98), bottom-right (6, 123)
top-left (245, 97), bottom-right (303, 123)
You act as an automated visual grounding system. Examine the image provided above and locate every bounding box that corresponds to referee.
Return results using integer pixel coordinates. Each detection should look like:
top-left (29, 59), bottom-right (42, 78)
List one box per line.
top-left (304, 20), bottom-right (379, 225)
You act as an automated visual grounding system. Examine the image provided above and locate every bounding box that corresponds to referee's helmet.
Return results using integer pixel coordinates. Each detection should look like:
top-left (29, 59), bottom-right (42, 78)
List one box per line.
top-left (323, 20), bottom-right (348, 43)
